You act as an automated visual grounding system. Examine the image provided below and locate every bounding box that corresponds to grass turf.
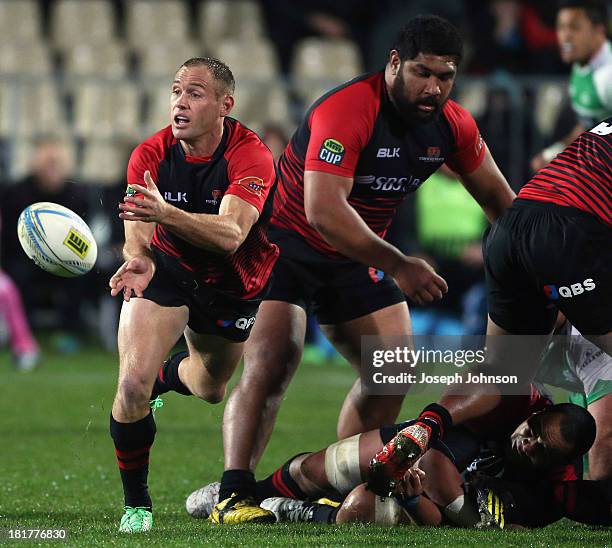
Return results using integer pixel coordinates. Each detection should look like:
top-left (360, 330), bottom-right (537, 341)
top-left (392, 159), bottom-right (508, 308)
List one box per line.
top-left (0, 347), bottom-right (608, 546)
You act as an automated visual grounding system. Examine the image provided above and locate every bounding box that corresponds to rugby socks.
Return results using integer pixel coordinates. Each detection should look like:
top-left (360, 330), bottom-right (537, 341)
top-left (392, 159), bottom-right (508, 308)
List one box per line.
top-left (310, 503), bottom-right (340, 524)
top-left (256, 454), bottom-right (310, 501)
top-left (219, 469), bottom-right (256, 501)
top-left (110, 412), bottom-right (156, 509)
top-left (416, 403), bottom-right (453, 446)
top-left (151, 351), bottom-right (191, 397)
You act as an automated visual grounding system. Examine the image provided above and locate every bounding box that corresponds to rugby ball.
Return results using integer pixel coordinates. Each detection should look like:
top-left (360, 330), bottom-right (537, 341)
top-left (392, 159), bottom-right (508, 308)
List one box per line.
top-left (17, 202), bottom-right (97, 277)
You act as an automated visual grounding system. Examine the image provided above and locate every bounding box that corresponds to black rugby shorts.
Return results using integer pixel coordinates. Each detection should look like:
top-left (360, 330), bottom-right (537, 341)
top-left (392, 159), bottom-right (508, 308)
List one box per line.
top-left (484, 199), bottom-right (611, 335)
top-left (140, 249), bottom-right (267, 342)
top-left (265, 226), bottom-right (406, 324)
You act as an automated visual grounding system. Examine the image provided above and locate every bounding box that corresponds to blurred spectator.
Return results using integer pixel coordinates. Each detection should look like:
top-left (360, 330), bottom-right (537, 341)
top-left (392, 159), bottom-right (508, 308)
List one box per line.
top-left (261, 0), bottom-right (374, 74)
top-left (367, 1), bottom-right (467, 71)
top-left (261, 124), bottom-right (289, 162)
top-left (465, 1), bottom-right (565, 74)
top-left (531, 0), bottom-right (612, 171)
top-left (0, 135), bottom-right (91, 351)
top-left (0, 214), bottom-right (39, 370)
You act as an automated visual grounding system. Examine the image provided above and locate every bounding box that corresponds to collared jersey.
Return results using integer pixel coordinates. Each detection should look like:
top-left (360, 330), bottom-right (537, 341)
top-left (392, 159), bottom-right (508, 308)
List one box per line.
top-left (127, 118), bottom-right (279, 299)
top-left (569, 41), bottom-right (612, 128)
top-left (272, 71), bottom-right (486, 259)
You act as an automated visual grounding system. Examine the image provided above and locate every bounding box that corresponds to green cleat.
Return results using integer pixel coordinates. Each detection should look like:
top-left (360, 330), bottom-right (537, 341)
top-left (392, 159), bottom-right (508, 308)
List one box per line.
top-left (119, 506), bottom-right (153, 533)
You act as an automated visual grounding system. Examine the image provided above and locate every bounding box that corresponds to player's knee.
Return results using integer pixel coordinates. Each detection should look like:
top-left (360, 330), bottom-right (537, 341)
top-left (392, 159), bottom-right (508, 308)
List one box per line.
top-left (245, 339), bottom-right (302, 388)
top-left (323, 434), bottom-right (363, 496)
top-left (192, 383), bottom-right (226, 404)
top-left (116, 376), bottom-right (152, 408)
top-left (336, 484), bottom-right (375, 523)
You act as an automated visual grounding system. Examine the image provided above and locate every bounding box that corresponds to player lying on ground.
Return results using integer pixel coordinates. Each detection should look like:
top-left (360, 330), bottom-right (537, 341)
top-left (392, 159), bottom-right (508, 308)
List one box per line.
top-left (187, 396), bottom-right (610, 527)
top-left (367, 117), bottom-right (611, 498)
top-left (535, 317), bottom-right (612, 480)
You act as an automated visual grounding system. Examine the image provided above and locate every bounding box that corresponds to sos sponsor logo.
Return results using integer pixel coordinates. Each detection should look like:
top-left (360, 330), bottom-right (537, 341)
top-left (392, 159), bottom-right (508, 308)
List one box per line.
top-left (354, 175), bottom-right (422, 192)
top-left (237, 176), bottom-right (265, 197)
top-left (318, 138), bottom-right (345, 166)
top-left (543, 278), bottom-right (596, 300)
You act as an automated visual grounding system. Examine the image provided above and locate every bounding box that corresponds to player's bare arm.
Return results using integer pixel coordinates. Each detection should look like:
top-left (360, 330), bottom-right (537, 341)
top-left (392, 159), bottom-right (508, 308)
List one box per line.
top-left (304, 170), bottom-right (447, 304)
top-left (120, 170), bottom-right (260, 254)
top-left (458, 146), bottom-right (515, 222)
top-left (109, 217), bottom-right (156, 301)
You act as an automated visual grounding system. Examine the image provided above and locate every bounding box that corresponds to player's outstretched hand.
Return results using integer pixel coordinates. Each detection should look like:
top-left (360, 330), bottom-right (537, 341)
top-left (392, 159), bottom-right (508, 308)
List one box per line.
top-left (119, 171), bottom-right (170, 223)
top-left (109, 256), bottom-right (155, 302)
top-left (390, 256), bottom-right (448, 305)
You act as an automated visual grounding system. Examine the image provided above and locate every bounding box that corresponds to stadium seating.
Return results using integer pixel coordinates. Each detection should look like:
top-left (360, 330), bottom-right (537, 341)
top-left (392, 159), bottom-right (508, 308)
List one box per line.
top-left (0, 80), bottom-right (68, 139)
top-left (138, 42), bottom-right (203, 79)
top-left (291, 37), bottom-right (364, 102)
top-left (72, 82), bottom-right (141, 139)
top-left (198, 0), bottom-right (265, 50)
top-left (63, 43), bottom-right (128, 80)
top-left (0, 0), bottom-right (572, 186)
top-left (50, 0), bottom-right (118, 52)
top-left (126, 0), bottom-right (191, 54)
top-left (0, 41), bottom-right (52, 77)
top-left (212, 38), bottom-right (279, 81)
top-left (0, 0), bottom-right (41, 44)
top-left (79, 139), bottom-right (129, 185)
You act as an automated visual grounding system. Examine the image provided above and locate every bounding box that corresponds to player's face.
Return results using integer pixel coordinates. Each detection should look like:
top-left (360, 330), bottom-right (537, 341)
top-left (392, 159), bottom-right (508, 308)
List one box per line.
top-left (170, 66), bottom-right (231, 142)
top-left (556, 8), bottom-right (603, 64)
top-left (390, 53), bottom-right (457, 124)
top-left (508, 412), bottom-right (573, 471)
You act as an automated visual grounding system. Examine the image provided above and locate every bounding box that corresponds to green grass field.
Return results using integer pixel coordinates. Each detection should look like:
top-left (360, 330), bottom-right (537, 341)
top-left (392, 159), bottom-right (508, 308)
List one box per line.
top-left (1, 347), bottom-right (609, 546)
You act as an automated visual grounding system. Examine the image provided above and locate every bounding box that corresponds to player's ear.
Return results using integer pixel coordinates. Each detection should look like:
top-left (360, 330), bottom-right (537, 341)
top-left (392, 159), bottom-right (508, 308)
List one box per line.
top-left (220, 94), bottom-right (234, 117)
top-left (389, 50), bottom-right (401, 75)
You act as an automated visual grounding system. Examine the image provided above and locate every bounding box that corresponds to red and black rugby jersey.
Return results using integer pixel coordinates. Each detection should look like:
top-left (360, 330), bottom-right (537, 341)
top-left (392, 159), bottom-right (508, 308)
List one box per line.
top-left (127, 118), bottom-right (279, 299)
top-left (518, 118), bottom-right (611, 226)
top-left (272, 71), bottom-right (486, 259)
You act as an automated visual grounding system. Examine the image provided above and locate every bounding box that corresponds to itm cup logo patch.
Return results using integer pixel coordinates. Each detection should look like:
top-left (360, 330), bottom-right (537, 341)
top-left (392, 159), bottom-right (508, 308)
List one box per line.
top-left (318, 138), bottom-right (345, 165)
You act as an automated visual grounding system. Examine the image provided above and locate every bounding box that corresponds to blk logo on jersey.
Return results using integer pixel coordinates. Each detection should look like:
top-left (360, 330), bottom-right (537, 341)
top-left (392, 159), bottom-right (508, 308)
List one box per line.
top-left (237, 176), bottom-right (265, 197)
top-left (543, 278), bottom-right (596, 299)
top-left (319, 138), bottom-right (345, 165)
top-left (164, 191), bottom-right (188, 203)
top-left (377, 147), bottom-right (400, 158)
